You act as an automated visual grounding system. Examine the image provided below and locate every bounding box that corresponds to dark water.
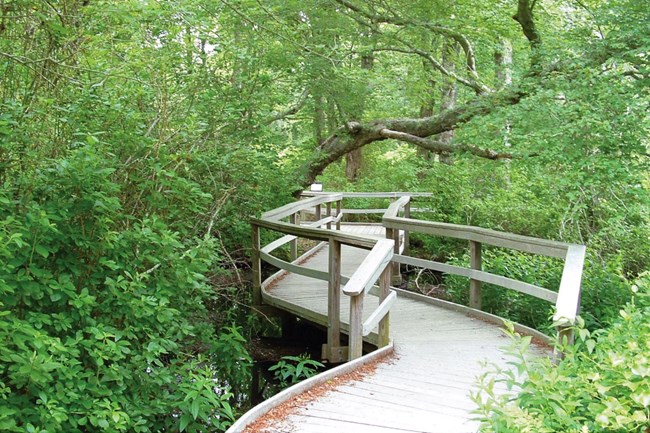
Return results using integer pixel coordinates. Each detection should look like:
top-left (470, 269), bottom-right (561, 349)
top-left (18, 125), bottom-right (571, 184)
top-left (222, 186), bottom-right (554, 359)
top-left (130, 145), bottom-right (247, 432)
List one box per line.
top-left (247, 318), bottom-right (340, 406)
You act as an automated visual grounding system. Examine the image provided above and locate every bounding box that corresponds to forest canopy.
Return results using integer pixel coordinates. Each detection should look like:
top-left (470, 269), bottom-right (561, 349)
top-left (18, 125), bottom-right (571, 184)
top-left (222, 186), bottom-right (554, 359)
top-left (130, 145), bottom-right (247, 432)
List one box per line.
top-left (0, 0), bottom-right (648, 432)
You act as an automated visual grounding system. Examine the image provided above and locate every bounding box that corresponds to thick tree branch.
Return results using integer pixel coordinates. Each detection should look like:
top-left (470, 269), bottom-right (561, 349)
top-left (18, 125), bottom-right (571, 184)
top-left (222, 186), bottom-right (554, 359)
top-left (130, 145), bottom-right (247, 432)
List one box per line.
top-left (291, 0), bottom-right (549, 191)
top-left (378, 129), bottom-right (513, 160)
top-left (296, 87), bottom-right (525, 186)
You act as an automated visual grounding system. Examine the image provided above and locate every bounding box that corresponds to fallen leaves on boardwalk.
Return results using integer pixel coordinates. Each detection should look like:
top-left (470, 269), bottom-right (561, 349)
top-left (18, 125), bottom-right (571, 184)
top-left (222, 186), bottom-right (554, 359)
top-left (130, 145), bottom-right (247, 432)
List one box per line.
top-left (243, 356), bottom-right (388, 433)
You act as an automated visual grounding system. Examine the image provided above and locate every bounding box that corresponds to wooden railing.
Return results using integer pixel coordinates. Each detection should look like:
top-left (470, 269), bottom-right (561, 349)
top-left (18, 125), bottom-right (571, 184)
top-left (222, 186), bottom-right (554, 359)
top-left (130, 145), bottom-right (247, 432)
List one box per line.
top-left (252, 192), bottom-right (586, 362)
top-left (382, 195), bottom-right (586, 346)
top-left (251, 193), bottom-right (395, 362)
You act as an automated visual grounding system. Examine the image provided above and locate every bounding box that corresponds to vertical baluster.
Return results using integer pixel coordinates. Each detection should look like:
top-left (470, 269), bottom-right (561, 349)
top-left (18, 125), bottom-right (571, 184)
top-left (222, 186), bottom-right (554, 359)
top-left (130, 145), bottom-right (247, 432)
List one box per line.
top-left (324, 238), bottom-right (342, 362)
top-left (326, 202), bottom-right (332, 229)
top-left (377, 266), bottom-right (392, 348)
top-left (315, 203), bottom-right (321, 224)
top-left (469, 240), bottom-right (482, 310)
top-left (403, 200), bottom-right (411, 255)
top-left (554, 325), bottom-right (575, 361)
top-left (349, 293), bottom-right (364, 360)
top-left (336, 199), bottom-right (342, 230)
top-left (251, 224), bottom-right (261, 306)
top-left (387, 227), bottom-right (401, 286)
top-left (289, 213), bottom-right (298, 261)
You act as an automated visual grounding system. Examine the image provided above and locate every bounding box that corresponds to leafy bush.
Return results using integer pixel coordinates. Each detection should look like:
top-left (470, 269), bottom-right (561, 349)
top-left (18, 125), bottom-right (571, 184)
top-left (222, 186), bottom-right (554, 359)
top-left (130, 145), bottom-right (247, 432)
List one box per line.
top-left (0, 147), bottom-right (251, 432)
top-left (268, 354), bottom-right (324, 387)
top-left (473, 276), bottom-right (650, 433)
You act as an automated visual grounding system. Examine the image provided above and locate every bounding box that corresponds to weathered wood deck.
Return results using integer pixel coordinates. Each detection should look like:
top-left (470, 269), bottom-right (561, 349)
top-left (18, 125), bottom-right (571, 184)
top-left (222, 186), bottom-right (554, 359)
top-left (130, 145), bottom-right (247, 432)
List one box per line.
top-left (232, 192), bottom-right (584, 433)
top-left (239, 226), bottom-right (547, 433)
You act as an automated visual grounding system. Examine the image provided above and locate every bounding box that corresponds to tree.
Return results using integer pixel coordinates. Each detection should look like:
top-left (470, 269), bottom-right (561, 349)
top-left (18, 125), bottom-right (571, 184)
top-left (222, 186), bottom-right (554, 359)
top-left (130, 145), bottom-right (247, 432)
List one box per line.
top-left (219, 0), bottom-right (646, 190)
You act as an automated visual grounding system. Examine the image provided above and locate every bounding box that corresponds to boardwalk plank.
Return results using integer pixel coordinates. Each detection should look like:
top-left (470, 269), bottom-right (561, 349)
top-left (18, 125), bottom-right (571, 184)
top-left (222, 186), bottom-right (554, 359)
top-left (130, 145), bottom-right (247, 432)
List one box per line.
top-left (234, 223), bottom-right (551, 433)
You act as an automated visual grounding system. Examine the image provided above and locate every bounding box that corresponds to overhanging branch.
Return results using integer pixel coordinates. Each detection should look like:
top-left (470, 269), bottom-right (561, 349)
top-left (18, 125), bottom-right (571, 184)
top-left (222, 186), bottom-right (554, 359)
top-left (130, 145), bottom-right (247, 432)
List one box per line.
top-left (379, 128), bottom-right (514, 160)
top-left (373, 46), bottom-right (491, 94)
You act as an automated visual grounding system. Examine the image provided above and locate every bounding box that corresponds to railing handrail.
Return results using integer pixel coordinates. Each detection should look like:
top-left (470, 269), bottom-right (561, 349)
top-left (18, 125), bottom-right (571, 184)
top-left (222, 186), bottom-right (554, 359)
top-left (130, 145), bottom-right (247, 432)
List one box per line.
top-left (263, 193), bottom-right (342, 221)
top-left (252, 191), bottom-right (586, 361)
top-left (383, 216), bottom-right (573, 258)
top-left (343, 239), bottom-right (394, 296)
top-left (384, 196), bottom-right (411, 219)
top-left (381, 210), bottom-right (586, 341)
top-left (250, 216), bottom-right (376, 250)
top-left (302, 191), bottom-right (432, 199)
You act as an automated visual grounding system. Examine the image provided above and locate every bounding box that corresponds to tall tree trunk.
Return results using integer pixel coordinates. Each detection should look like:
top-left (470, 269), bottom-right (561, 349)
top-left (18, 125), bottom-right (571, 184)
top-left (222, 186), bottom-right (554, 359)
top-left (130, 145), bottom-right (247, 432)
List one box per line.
top-left (495, 39), bottom-right (513, 149)
top-left (345, 47), bottom-right (374, 181)
top-left (314, 92), bottom-right (325, 147)
top-left (438, 41), bottom-right (459, 165)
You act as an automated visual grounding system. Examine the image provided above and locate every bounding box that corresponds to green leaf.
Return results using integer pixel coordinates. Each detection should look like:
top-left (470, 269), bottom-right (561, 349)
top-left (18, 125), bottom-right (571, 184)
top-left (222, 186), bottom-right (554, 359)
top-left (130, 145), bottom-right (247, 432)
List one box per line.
top-left (190, 398), bottom-right (200, 420)
top-left (34, 244), bottom-right (49, 258)
top-left (179, 414), bottom-right (191, 432)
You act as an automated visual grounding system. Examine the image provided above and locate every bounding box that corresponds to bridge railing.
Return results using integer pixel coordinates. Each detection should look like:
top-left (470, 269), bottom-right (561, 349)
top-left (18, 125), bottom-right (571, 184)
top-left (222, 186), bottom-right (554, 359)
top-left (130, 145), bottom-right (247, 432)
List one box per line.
top-left (253, 191), bottom-right (585, 359)
top-left (251, 193), bottom-right (396, 362)
top-left (383, 195), bottom-right (586, 347)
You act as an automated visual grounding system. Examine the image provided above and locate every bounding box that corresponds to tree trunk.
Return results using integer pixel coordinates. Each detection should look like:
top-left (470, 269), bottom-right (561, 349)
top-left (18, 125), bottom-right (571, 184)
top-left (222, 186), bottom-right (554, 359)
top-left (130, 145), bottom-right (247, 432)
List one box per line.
top-left (495, 39), bottom-right (513, 149)
top-left (345, 45), bottom-right (375, 181)
top-left (314, 92), bottom-right (326, 147)
top-left (438, 41), bottom-right (459, 165)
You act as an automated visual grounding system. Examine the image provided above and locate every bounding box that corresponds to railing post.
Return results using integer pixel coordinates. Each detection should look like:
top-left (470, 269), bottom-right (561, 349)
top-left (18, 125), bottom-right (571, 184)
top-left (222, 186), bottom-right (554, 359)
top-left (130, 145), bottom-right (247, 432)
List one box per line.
top-left (322, 238), bottom-right (345, 362)
top-left (387, 228), bottom-right (401, 286)
top-left (403, 201), bottom-right (410, 255)
top-left (336, 200), bottom-right (342, 230)
top-left (251, 223), bottom-right (262, 306)
top-left (349, 294), bottom-right (364, 360)
top-left (326, 202), bottom-right (332, 229)
top-left (377, 266), bottom-right (391, 348)
top-left (289, 213), bottom-right (298, 261)
top-left (314, 203), bottom-right (321, 223)
top-left (469, 240), bottom-right (482, 310)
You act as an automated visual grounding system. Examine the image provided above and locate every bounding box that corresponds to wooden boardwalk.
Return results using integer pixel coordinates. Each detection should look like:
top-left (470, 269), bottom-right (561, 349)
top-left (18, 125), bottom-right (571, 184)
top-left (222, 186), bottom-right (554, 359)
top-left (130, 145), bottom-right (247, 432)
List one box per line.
top-left (232, 193), bottom-right (584, 433)
top-left (238, 225), bottom-right (548, 433)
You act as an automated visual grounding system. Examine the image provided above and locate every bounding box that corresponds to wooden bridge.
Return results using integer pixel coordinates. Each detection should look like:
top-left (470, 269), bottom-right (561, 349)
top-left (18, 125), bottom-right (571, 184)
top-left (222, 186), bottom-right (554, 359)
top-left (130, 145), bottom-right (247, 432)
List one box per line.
top-left (228, 192), bottom-right (586, 433)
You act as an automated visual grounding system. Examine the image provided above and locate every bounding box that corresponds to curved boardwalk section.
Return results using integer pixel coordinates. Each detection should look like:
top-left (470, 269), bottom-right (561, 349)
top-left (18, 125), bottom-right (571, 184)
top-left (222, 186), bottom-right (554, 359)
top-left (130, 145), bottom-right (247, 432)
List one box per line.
top-left (235, 240), bottom-right (546, 433)
top-left (231, 193), bottom-right (584, 433)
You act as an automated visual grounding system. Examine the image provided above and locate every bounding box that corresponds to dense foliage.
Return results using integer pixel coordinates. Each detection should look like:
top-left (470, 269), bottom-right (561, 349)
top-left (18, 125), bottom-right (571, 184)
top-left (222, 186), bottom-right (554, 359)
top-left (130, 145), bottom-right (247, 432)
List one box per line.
top-left (1, 0), bottom-right (648, 431)
top-left (474, 275), bottom-right (650, 432)
top-left (0, 144), bottom-right (256, 432)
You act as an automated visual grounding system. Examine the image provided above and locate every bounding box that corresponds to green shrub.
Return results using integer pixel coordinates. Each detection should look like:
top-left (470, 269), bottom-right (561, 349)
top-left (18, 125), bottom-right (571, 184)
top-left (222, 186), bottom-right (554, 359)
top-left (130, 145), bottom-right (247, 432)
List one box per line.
top-left (473, 276), bottom-right (650, 433)
top-left (268, 355), bottom-right (324, 387)
top-left (0, 147), bottom-right (250, 433)
top-left (444, 250), bottom-right (563, 331)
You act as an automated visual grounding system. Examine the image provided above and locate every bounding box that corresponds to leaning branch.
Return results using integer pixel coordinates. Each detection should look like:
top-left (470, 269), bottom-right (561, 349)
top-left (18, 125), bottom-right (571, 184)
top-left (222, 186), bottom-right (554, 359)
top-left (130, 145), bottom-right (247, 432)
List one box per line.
top-left (294, 87), bottom-right (527, 187)
top-left (379, 129), bottom-right (514, 160)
